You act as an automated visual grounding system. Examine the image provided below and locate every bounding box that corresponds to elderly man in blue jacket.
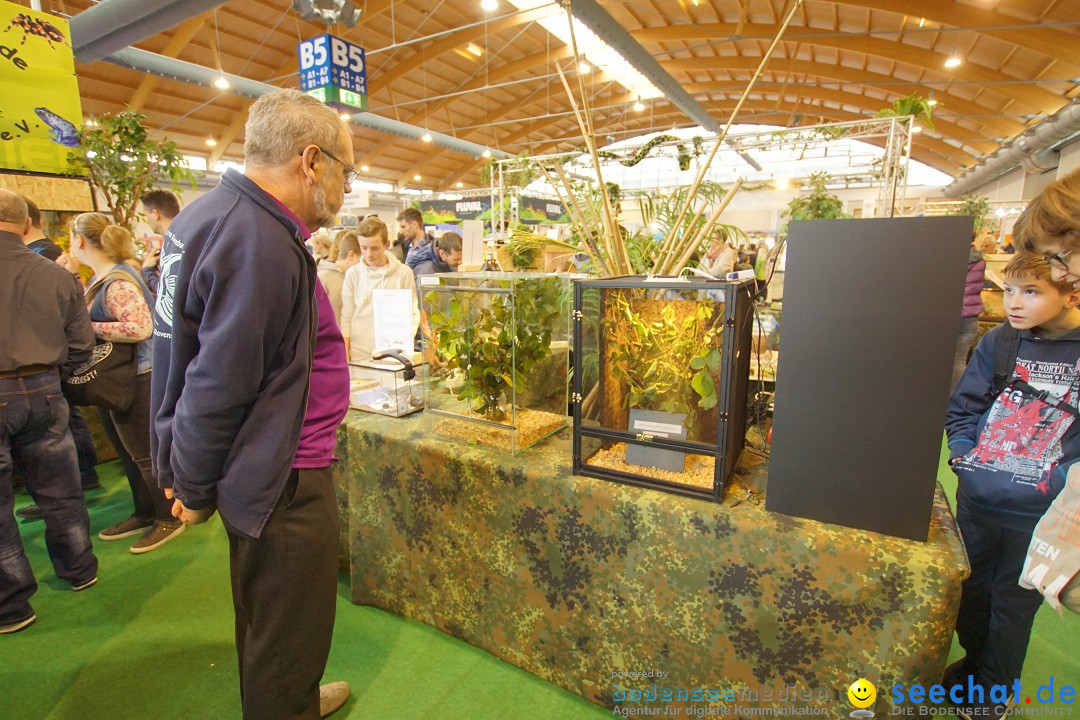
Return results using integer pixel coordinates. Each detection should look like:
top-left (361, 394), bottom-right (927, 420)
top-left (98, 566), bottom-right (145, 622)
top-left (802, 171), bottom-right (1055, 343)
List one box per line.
top-left (150, 90), bottom-right (354, 719)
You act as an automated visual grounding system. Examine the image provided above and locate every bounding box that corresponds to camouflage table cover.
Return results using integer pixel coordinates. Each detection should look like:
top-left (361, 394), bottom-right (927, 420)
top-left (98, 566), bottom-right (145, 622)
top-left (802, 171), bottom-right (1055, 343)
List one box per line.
top-left (336, 412), bottom-right (969, 715)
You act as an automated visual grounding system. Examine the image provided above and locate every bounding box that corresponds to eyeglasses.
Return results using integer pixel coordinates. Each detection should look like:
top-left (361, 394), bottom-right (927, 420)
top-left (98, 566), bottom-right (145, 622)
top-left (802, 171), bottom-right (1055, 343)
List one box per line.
top-left (303, 147), bottom-right (358, 187)
top-left (1045, 249), bottom-right (1075, 274)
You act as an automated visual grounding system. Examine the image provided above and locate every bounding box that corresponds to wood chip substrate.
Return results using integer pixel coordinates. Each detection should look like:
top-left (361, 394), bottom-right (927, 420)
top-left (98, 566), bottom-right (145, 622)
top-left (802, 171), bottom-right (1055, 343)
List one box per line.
top-left (435, 408), bottom-right (566, 453)
top-left (586, 443), bottom-right (716, 489)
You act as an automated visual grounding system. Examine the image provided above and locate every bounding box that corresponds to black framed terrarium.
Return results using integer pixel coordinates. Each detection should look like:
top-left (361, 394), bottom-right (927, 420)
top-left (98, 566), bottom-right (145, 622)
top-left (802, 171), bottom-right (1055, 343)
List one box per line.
top-left (572, 277), bottom-right (754, 501)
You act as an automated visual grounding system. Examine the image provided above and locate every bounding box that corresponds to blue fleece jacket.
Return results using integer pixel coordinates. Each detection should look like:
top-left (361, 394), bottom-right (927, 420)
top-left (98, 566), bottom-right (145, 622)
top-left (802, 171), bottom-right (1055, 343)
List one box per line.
top-left (149, 170), bottom-right (317, 539)
top-left (946, 322), bottom-right (1080, 529)
top-left (406, 240), bottom-right (453, 276)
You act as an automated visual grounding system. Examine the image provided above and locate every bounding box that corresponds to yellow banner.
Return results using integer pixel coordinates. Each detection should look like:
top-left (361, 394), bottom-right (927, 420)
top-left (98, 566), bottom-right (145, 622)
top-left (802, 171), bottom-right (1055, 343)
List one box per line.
top-left (0, 0), bottom-right (83, 175)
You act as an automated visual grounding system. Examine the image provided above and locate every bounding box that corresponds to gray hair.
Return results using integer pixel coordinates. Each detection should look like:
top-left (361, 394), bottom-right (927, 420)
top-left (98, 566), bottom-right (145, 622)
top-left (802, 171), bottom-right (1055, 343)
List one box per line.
top-left (0, 189), bottom-right (28, 226)
top-left (243, 89), bottom-right (347, 167)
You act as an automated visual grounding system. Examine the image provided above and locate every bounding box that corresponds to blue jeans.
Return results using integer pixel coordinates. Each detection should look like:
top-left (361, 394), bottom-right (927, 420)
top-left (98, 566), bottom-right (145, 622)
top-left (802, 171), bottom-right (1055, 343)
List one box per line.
top-left (0, 371), bottom-right (97, 623)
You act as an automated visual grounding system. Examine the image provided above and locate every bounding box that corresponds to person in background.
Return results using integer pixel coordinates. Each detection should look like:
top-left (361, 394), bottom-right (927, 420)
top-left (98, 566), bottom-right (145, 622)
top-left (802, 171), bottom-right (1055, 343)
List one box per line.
top-left (150, 88), bottom-right (352, 720)
top-left (139, 189), bottom-right (180, 294)
top-left (319, 229), bottom-right (362, 326)
top-left (393, 206), bottom-right (433, 263)
top-left (407, 231), bottom-right (462, 278)
top-left (70, 213), bottom-right (182, 555)
top-left (699, 228), bottom-right (736, 279)
top-left (951, 232), bottom-right (986, 390)
top-left (14, 196), bottom-right (100, 503)
top-left (19, 195), bottom-right (63, 261)
top-left (0, 190), bottom-right (99, 634)
top-left (340, 216), bottom-right (418, 362)
top-left (945, 253), bottom-right (1080, 717)
top-left (310, 231), bottom-right (332, 263)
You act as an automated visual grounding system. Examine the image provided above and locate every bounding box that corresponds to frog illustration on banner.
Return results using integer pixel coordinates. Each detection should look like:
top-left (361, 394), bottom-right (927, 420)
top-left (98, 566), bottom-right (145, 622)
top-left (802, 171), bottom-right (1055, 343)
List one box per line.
top-left (34, 107), bottom-right (80, 147)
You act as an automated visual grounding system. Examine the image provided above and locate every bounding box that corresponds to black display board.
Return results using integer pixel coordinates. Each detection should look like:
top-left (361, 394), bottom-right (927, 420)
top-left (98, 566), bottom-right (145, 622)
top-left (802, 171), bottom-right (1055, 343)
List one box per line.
top-left (765, 217), bottom-right (973, 541)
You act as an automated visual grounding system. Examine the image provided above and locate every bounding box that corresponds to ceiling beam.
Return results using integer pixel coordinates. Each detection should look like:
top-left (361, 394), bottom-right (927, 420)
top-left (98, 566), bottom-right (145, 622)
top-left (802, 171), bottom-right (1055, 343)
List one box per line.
top-left (127, 12), bottom-right (212, 112)
top-left (825, 0), bottom-right (1080, 68)
top-left (635, 23), bottom-right (1068, 113)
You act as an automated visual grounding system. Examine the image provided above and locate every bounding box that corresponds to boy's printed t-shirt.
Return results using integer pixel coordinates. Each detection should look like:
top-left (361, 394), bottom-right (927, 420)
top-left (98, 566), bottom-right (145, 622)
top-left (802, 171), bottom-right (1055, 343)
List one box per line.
top-left (949, 326), bottom-right (1080, 527)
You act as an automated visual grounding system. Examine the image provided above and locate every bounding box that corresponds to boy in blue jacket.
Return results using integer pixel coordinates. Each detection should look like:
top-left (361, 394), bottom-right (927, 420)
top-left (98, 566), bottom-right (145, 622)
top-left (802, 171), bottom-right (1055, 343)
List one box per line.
top-left (945, 253), bottom-right (1080, 716)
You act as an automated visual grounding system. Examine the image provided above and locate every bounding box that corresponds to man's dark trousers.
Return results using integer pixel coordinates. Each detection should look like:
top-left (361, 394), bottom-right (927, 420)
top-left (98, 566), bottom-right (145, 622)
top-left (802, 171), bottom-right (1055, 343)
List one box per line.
top-left (225, 467), bottom-right (338, 720)
top-left (0, 371), bottom-right (97, 623)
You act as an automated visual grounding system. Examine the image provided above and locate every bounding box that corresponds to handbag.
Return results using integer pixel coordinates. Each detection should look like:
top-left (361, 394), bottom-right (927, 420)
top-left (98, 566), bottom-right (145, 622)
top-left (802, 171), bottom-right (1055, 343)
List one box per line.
top-left (1020, 466), bottom-right (1080, 615)
top-left (62, 269), bottom-right (140, 412)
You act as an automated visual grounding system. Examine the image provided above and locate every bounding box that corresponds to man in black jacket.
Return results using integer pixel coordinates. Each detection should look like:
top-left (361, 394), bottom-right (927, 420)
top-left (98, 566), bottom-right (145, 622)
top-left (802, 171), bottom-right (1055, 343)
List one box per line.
top-left (150, 90), bottom-right (353, 719)
top-left (0, 189), bottom-right (98, 634)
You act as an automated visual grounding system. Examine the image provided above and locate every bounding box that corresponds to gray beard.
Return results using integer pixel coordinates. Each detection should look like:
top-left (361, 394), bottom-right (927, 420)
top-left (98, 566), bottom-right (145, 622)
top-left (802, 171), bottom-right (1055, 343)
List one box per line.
top-left (311, 183), bottom-right (339, 229)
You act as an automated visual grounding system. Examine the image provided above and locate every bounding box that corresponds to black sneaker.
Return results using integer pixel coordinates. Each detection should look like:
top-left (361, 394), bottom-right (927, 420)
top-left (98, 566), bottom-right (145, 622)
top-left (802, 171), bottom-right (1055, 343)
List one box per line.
top-left (129, 521), bottom-right (185, 554)
top-left (98, 516), bottom-right (154, 541)
top-left (15, 504), bottom-right (42, 520)
top-left (71, 576), bottom-right (97, 592)
top-left (0, 613), bottom-right (36, 634)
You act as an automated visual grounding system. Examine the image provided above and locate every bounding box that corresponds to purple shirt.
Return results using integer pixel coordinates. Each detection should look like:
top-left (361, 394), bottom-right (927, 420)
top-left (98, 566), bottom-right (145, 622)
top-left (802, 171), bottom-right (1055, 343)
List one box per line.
top-left (294, 280), bottom-right (350, 468)
top-left (267, 197), bottom-right (350, 469)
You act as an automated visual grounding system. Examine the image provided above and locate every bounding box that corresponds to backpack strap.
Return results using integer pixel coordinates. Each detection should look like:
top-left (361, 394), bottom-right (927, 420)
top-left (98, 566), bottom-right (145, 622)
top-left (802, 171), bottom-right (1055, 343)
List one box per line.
top-left (990, 324), bottom-right (1022, 397)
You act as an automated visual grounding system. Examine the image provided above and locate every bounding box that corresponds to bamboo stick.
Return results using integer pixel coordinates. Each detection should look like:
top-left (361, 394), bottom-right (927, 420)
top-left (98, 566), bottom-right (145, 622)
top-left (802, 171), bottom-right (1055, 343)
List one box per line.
top-left (669, 177), bottom-right (745, 278)
top-left (661, 0), bottom-right (805, 254)
top-left (554, 63), bottom-right (627, 275)
top-left (539, 162), bottom-right (612, 276)
top-left (563, 11), bottom-right (632, 275)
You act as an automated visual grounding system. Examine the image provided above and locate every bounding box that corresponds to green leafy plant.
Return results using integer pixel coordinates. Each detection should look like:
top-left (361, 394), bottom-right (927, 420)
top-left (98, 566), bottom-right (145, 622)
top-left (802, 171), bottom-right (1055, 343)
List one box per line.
top-left (605, 294), bottom-right (723, 425)
top-left (69, 111), bottom-right (198, 231)
top-left (958, 194), bottom-right (992, 234)
top-left (875, 93), bottom-right (936, 132)
top-left (426, 276), bottom-right (565, 419)
top-left (782, 172), bottom-right (849, 230)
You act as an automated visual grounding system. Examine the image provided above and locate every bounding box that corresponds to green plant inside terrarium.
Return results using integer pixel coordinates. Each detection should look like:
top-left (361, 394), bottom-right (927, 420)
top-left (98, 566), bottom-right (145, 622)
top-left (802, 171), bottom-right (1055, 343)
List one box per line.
top-left (426, 276), bottom-right (565, 420)
top-left (604, 293), bottom-right (724, 430)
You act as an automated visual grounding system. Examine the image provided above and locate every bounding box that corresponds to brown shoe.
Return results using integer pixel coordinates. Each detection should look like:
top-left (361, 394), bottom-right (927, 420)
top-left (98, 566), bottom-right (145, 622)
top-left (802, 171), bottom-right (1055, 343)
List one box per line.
top-left (98, 516), bottom-right (153, 541)
top-left (319, 681), bottom-right (350, 718)
top-left (129, 521), bottom-right (185, 554)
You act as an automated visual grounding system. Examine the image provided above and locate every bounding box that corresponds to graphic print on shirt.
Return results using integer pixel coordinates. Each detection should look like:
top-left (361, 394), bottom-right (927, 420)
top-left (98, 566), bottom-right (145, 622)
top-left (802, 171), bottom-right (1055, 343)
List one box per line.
top-left (960, 358), bottom-right (1080, 492)
top-left (154, 230), bottom-right (183, 339)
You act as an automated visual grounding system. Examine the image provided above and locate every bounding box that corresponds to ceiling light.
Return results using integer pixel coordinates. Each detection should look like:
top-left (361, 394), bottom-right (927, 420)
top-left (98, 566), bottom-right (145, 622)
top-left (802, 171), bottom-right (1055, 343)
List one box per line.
top-left (633, 99), bottom-right (645, 112)
top-left (918, 17), bottom-right (925, 27)
top-left (944, 50), bottom-right (962, 68)
top-left (421, 132), bottom-right (433, 142)
top-left (912, 124), bottom-right (923, 133)
top-left (214, 75), bottom-right (230, 90)
top-left (467, 43), bottom-right (483, 57)
top-left (995, 208), bottom-right (1006, 218)
top-left (774, 177), bottom-right (790, 190)
top-left (206, 137), bottom-right (217, 147)
top-left (482, 149), bottom-right (492, 158)
top-left (481, 0), bottom-right (498, 10)
top-left (340, 113), bottom-right (351, 121)
top-left (927, 98), bottom-right (938, 107)
top-left (414, 174), bottom-right (422, 181)
top-left (456, 182), bottom-right (464, 188)
top-left (578, 61), bottom-right (591, 74)
top-left (360, 165), bottom-right (369, 172)
top-left (691, 0), bottom-right (699, 5)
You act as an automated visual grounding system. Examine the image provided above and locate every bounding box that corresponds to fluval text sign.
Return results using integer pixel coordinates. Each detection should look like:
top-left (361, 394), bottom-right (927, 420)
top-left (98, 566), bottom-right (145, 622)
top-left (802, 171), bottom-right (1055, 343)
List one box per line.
top-left (298, 34), bottom-right (367, 111)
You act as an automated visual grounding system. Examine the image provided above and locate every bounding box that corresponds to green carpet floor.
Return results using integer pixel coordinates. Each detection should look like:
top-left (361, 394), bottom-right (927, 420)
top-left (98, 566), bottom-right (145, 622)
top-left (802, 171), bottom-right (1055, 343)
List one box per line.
top-left (1, 441), bottom-right (1077, 719)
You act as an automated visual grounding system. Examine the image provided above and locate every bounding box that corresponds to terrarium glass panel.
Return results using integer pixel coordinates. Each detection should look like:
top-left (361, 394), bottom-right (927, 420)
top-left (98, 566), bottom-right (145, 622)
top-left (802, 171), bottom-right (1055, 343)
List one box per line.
top-left (348, 358), bottom-right (424, 417)
top-left (573, 277), bottom-right (753, 501)
top-left (421, 272), bottom-right (571, 454)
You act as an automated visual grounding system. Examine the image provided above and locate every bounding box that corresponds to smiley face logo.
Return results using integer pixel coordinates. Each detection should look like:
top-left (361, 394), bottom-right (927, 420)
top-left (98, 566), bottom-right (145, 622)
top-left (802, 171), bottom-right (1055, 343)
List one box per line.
top-left (848, 679), bottom-right (877, 709)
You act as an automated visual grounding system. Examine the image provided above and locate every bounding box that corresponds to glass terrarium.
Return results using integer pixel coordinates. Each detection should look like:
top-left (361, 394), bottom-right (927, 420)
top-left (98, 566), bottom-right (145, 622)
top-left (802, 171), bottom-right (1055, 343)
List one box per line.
top-left (421, 272), bottom-right (571, 454)
top-left (348, 352), bottom-right (425, 417)
top-left (572, 277), bottom-right (753, 501)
